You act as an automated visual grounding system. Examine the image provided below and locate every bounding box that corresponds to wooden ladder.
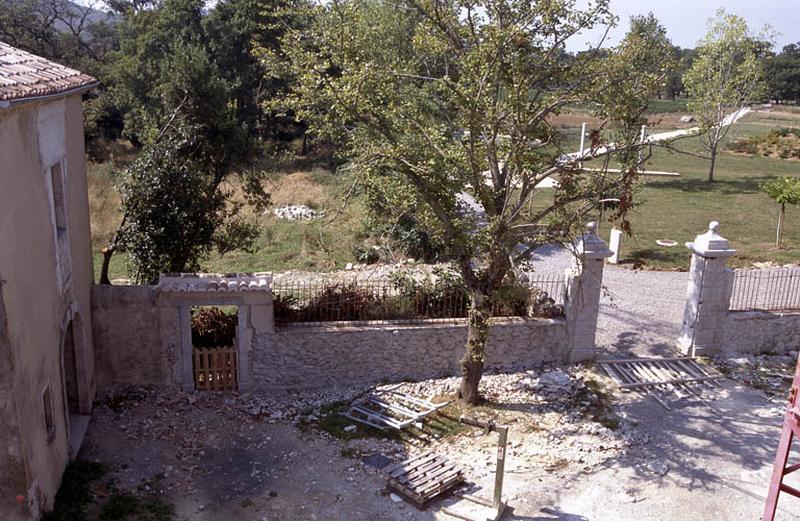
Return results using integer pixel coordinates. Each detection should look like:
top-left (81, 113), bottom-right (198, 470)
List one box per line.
top-left (763, 352), bottom-right (800, 520)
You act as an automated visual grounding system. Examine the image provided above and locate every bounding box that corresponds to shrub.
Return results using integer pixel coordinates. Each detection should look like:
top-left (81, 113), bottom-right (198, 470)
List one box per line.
top-left (191, 307), bottom-right (237, 347)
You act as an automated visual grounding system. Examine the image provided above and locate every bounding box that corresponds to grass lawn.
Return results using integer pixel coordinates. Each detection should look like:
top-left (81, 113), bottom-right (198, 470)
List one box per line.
top-left (92, 162), bottom-right (366, 282)
top-left (600, 113), bottom-right (800, 270)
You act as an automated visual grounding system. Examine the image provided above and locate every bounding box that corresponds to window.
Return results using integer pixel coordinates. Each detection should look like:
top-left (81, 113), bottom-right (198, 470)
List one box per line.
top-left (42, 386), bottom-right (55, 442)
top-left (49, 161), bottom-right (71, 288)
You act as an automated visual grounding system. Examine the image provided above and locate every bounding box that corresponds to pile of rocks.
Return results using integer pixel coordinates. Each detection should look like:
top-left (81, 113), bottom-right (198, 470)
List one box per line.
top-left (272, 205), bottom-right (321, 220)
top-left (713, 352), bottom-right (798, 396)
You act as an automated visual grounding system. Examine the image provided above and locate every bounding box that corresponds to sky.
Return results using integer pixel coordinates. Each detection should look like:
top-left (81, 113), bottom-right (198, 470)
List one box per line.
top-left (566, 0), bottom-right (798, 52)
top-left (77, 0), bottom-right (798, 53)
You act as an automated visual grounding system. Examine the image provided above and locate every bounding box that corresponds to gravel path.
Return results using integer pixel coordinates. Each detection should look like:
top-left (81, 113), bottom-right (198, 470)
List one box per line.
top-left (529, 244), bottom-right (690, 358)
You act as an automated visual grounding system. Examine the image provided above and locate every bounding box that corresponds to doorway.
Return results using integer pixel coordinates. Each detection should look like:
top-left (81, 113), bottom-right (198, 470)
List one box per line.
top-left (61, 312), bottom-right (89, 458)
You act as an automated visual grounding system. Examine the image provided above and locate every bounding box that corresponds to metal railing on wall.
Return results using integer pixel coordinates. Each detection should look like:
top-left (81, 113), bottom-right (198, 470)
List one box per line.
top-left (272, 275), bottom-right (565, 325)
top-left (729, 268), bottom-right (800, 312)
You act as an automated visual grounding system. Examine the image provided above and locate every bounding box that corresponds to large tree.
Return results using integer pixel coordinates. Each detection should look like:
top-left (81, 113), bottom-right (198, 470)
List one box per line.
top-left (683, 9), bottom-right (770, 182)
top-left (766, 43), bottom-right (800, 104)
top-left (99, 0), bottom-right (268, 284)
top-left (277, 0), bottom-right (674, 403)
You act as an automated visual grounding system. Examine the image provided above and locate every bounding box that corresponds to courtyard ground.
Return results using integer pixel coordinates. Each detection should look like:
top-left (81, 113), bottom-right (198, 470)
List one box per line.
top-left (72, 259), bottom-right (800, 520)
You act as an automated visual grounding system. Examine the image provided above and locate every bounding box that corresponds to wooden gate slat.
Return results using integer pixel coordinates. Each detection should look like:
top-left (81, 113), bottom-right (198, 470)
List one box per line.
top-left (192, 345), bottom-right (237, 391)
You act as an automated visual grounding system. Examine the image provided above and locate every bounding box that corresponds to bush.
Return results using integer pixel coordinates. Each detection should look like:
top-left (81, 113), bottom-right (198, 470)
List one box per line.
top-left (191, 307), bottom-right (237, 347)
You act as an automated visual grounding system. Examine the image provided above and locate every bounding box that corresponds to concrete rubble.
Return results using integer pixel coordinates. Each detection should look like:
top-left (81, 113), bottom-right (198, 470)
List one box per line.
top-left (272, 204), bottom-right (321, 220)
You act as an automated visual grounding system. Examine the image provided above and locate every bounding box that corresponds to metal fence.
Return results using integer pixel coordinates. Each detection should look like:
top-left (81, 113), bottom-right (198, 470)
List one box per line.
top-left (272, 275), bottom-right (565, 325)
top-left (729, 268), bottom-right (800, 312)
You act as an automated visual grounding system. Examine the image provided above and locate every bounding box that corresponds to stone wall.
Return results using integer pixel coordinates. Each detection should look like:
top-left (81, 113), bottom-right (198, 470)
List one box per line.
top-left (91, 285), bottom-right (176, 388)
top-left (719, 311), bottom-right (800, 354)
top-left (252, 318), bottom-right (567, 389)
top-left (678, 222), bottom-right (800, 357)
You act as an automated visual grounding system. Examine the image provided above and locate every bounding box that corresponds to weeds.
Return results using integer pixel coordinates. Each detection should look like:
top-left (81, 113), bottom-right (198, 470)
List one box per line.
top-left (43, 460), bottom-right (107, 521)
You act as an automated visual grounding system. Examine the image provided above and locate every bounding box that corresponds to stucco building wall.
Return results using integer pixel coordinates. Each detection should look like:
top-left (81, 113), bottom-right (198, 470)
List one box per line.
top-left (91, 285), bottom-right (171, 388)
top-left (0, 95), bottom-right (96, 519)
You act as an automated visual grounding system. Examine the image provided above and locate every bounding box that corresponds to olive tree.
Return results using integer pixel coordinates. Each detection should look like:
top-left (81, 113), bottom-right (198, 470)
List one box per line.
top-left (683, 9), bottom-right (770, 182)
top-left (276, 0), bottom-right (673, 403)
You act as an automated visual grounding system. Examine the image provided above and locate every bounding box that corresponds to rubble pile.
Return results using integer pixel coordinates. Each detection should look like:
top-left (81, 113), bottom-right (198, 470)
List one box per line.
top-left (272, 205), bottom-right (321, 220)
top-left (713, 351), bottom-right (798, 396)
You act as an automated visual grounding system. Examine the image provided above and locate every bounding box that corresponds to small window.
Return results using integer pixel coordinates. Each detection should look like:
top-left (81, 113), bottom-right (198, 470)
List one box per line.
top-left (51, 163), bottom-right (67, 236)
top-left (48, 161), bottom-right (72, 287)
top-left (42, 386), bottom-right (55, 442)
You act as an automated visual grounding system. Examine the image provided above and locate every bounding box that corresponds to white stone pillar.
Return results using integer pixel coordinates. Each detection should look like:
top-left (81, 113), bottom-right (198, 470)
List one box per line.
top-left (565, 222), bottom-right (613, 363)
top-left (608, 228), bottom-right (622, 264)
top-left (677, 221), bottom-right (736, 356)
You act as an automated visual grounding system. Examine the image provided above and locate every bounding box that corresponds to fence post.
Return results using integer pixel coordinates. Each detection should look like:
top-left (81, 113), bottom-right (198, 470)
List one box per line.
top-left (677, 221), bottom-right (736, 356)
top-left (565, 222), bottom-right (613, 363)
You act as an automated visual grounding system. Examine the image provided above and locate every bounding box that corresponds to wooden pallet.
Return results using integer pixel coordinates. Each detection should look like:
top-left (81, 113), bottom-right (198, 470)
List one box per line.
top-left (342, 390), bottom-right (450, 430)
top-left (599, 356), bottom-right (723, 410)
top-left (387, 452), bottom-right (465, 509)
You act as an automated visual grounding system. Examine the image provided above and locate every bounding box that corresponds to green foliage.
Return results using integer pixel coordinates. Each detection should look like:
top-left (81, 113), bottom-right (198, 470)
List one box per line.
top-left (191, 307), bottom-right (238, 347)
top-left (278, 0), bottom-right (672, 299)
top-left (683, 8), bottom-right (771, 180)
top-left (762, 177), bottom-right (800, 206)
top-left (99, 493), bottom-right (175, 521)
top-left (116, 126), bottom-right (262, 284)
top-left (766, 43), bottom-right (800, 103)
top-left (43, 460), bottom-right (107, 521)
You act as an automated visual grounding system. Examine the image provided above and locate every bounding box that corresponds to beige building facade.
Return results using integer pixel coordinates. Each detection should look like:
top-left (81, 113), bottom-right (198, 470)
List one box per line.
top-left (0, 42), bottom-right (98, 520)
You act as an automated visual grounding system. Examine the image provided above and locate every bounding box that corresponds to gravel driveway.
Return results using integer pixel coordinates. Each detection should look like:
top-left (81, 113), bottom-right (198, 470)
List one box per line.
top-left (529, 244), bottom-right (690, 358)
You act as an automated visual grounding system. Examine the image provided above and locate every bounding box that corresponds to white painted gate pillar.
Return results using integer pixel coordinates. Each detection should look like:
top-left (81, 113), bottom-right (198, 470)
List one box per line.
top-left (565, 222), bottom-right (613, 363)
top-left (677, 221), bottom-right (736, 356)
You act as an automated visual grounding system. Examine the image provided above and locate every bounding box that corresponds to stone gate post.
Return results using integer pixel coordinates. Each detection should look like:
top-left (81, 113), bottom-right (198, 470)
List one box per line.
top-left (565, 222), bottom-right (612, 363)
top-left (677, 221), bottom-right (736, 356)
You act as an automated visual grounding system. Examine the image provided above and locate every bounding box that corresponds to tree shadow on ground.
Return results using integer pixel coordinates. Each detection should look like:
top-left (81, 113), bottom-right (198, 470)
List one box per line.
top-left (647, 177), bottom-right (766, 195)
top-left (509, 506), bottom-right (590, 520)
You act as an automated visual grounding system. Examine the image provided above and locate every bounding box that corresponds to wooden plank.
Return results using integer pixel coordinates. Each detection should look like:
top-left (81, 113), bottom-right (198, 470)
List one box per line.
top-left (397, 458), bottom-right (454, 486)
top-left (390, 455), bottom-right (441, 479)
top-left (387, 453), bottom-right (437, 476)
top-left (405, 462), bottom-right (459, 489)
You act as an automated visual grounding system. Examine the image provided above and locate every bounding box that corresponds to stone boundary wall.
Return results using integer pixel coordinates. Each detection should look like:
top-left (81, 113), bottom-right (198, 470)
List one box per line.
top-left (719, 311), bottom-right (800, 354)
top-left (252, 318), bottom-right (567, 389)
top-left (92, 225), bottom-right (612, 393)
top-left (91, 285), bottom-right (177, 388)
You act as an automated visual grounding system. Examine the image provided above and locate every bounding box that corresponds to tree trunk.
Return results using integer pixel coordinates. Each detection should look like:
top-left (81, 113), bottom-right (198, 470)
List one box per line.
top-left (458, 291), bottom-right (491, 405)
top-left (99, 247), bottom-right (115, 285)
top-left (707, 143), bottom-right (718, 182)
top-left (776, 203), bottom-right (786, 248)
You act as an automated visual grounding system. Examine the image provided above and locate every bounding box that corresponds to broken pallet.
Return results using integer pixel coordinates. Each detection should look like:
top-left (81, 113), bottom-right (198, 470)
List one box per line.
top-left (387, 452), bottom-right (465, 509)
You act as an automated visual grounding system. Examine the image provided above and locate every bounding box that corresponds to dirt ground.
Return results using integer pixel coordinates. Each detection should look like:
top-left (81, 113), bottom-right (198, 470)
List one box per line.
top-left (77, 363), bottom-right (799, 521)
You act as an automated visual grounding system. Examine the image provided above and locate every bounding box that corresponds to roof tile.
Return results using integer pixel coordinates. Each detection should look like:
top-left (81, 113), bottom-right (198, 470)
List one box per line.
top-left (0, 41), bottom-right (97, 102)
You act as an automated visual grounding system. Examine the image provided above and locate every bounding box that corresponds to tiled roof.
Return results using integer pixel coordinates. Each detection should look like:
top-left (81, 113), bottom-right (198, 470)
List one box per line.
top-left (0, 41), bottom-right (97, 102)
top-left (157, 273), bottom-right (273, 293)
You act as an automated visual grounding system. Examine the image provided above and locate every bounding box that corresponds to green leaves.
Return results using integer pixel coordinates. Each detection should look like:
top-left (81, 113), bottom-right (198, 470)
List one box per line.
top-left (278, 0), bottom-right (672, 291)
top-left (762, 177), bottom-right (800, 206)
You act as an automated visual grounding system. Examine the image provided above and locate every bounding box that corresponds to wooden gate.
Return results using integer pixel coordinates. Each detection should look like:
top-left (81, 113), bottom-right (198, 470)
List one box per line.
top-left (193, 346), bottom-right (237, 391)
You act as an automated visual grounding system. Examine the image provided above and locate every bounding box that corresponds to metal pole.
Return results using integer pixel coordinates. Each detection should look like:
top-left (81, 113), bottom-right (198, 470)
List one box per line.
top-left (579, 122), bottom-right (587, 168)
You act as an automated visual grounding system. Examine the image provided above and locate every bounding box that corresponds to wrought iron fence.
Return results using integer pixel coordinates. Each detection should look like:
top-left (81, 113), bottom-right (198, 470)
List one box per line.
top-left (729, 268), bottom-right (800, 312)
top-left (272, 275), bottom-right (565, 325)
